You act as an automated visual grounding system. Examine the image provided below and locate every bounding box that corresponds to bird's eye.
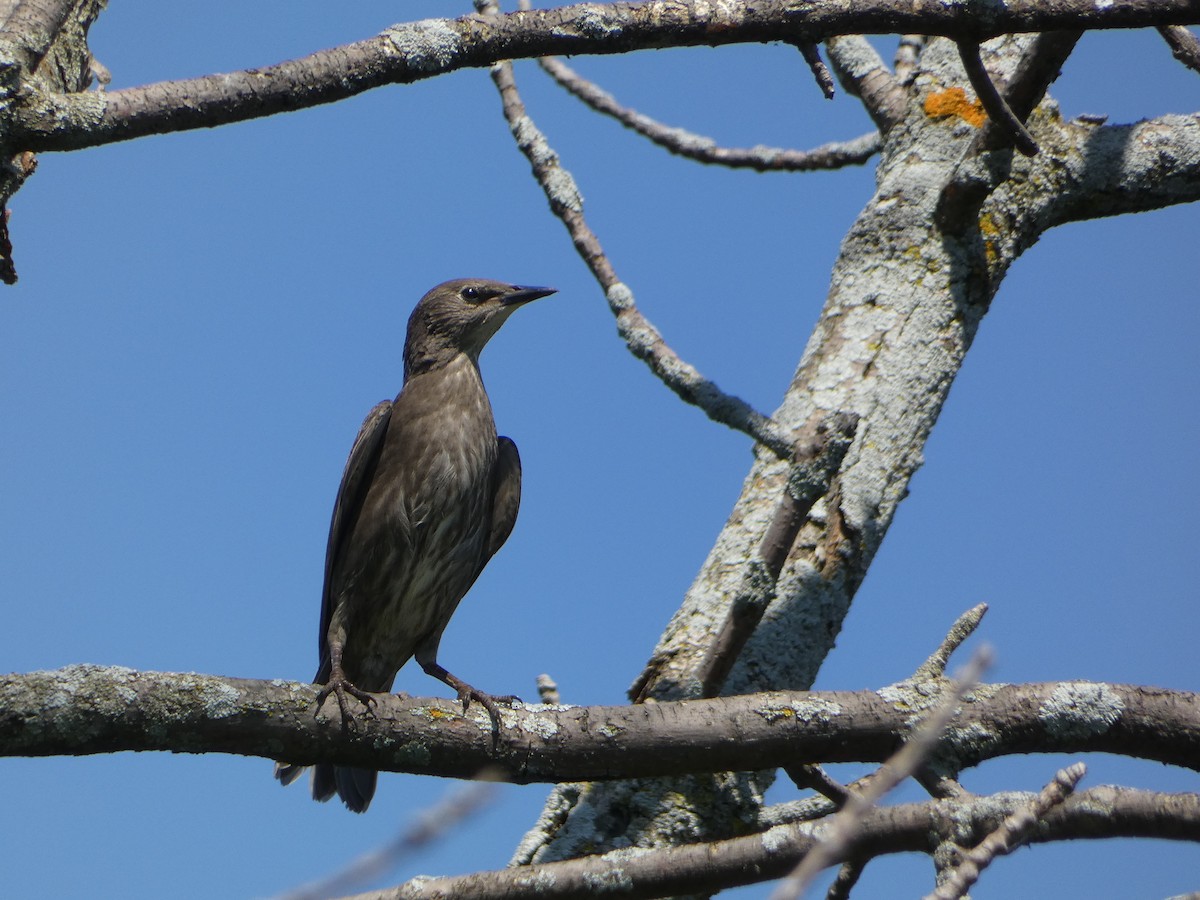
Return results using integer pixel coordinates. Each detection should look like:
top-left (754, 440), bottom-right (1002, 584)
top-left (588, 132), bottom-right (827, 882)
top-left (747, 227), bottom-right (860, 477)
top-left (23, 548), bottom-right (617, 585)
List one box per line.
top-left (461, 286), bottom-right (482, 302)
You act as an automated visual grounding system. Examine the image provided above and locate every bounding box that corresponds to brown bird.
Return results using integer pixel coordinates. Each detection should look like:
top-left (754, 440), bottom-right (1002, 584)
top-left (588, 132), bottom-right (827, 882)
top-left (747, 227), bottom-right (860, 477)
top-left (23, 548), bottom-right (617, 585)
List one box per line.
top-left (275, 278), bottom-right (555, 812)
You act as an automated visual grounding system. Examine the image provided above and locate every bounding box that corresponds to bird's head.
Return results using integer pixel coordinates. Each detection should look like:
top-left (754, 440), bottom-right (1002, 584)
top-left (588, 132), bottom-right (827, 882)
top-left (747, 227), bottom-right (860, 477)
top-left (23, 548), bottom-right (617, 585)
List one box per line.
top-left (404, 278), bottom-right (556, 376)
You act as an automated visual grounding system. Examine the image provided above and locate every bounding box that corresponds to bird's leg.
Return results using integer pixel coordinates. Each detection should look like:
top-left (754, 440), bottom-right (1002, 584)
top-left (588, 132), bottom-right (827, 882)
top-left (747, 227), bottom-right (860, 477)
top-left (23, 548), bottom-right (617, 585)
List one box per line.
top-left (419, 660), bottom-right (520, 735)
top-left (315, 642), bottom-right (376, 724)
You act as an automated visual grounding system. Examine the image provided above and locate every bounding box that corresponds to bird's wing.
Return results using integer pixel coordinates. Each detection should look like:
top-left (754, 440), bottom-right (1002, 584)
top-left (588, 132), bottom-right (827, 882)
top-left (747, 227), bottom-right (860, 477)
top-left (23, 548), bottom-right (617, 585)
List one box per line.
top-left (316, 400), bottom-right (393, 671)
top-left (485, 436), bottom-right (522, 562)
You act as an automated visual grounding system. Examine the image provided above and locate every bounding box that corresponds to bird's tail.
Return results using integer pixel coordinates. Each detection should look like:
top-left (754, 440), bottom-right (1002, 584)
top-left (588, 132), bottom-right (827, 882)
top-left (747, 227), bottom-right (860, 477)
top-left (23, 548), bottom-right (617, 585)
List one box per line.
top-left (272, 760), bottom-right (378, 813)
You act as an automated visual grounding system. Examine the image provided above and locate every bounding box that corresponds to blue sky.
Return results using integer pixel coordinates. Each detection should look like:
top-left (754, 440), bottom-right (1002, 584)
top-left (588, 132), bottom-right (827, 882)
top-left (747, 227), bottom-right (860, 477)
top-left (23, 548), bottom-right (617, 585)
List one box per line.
top-left (1, 4), bottom-right (1197, 898)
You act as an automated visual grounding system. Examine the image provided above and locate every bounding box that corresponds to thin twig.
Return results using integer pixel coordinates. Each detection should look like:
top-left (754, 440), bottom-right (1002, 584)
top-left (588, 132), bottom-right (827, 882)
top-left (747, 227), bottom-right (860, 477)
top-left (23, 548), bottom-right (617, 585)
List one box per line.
top-left (825, 859), bottom-right (865, 900)
top-left (785, 764), bottom-right (853, 808)
top-left (795, 41), bottom-right (836, 99)
top-left (955, 39), bottom-right (1039, 156)
top-left (536, 674), bottom-right (561, 705)
top-left (277, 779), bottom-right (500, 900)
top-left (481, 21), bottom-right (794, 457)
top-left (937, 32), bottom-right (1079, 227)
top-left (912, 604), bottom-right (988, 681)
top-left (769, 647), bottom-right (994, 900)
top-left (539, 57), bottom-right (880, 171)
top-left (924, 763), bottom-right (1087, 900)
top-left (972, 30), bottom-right (1080, 154)
top-left (1159, 24), bottom-right (1200, 74)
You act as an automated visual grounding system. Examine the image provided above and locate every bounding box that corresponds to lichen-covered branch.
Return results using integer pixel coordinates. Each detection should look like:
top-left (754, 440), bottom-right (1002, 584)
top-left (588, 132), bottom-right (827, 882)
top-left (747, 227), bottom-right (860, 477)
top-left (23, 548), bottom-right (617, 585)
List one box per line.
top-left (518, 33), bottom-right (1200, 866)
top-left (3, 666), bottom-right (1199, 780)
top-left (925, 762), bottom-right (1087, 900)
top-left (1045, 113), bottom-right (1200, 225)
top-left (348, 788), bottom-right (1200, 900)
top-left (10, 0), bottom-right (1200, 152)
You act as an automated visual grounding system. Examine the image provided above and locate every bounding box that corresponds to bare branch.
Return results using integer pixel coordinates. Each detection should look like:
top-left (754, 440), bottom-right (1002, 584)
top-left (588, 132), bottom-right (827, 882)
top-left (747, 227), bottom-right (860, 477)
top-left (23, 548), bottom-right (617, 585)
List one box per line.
top-left (794, 40), bottom-right (836, 99)
top-left (784, 764), bottom-right (852, 808)
top-left (925, 763), bottom-right (1087, 900)
top-left (690, 411), bottom-right (859, 699)
top-left (11, 0), bottom-right (1200, 152)
top-left (535, 674), bottom-right (561, 705)
top-left (485, 40), bottom-right (795, 456)
top-left (1159, 24), bottom-right (1200, 73)
top-left (912, 604), bottom-right (988, 680)
top-left (771, 648), bottom-right (992, 899)
top-left (5, 667), bottom-right (1200, 780)
top-left (826, 35), bottom-right (907, 132)
top-left (973, 30), bottom-right (1082, 154)
top-left (0, 0), bottom-right (98, 73)
top-left (540, 56), bottom-right (880, 172)
top-left (825, 859), bottom-right (865, 900)
top-left (345, 788), bottom-right (1200, 899)
top-left (282, 780), bottom-right (500, 900)
top-left (894, 34), bottom-right (928, 84)
top-left (956, 39), bottom-right (1039, 156)
top-left (1047, 114), bottom-right (1200, 225)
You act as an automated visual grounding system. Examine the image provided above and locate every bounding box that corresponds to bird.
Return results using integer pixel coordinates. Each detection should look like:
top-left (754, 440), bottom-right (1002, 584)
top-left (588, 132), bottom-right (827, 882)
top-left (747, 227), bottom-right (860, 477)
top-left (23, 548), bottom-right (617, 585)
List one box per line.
top-left (275, 277), bottom-right (556, 812)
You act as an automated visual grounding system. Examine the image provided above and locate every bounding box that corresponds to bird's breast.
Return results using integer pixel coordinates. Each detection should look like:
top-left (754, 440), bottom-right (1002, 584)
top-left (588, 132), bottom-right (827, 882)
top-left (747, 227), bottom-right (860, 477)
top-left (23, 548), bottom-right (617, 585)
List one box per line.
top-left (379, 356), bottom-right (498, 536)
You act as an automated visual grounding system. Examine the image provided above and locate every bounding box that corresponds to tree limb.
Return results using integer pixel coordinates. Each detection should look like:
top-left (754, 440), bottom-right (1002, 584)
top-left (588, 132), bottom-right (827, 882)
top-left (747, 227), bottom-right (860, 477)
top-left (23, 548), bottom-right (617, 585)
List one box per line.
top-left (484, 32), bottom-right (795, 457)
top-left (825, 35), bottom-right (906, 132)
top-left (539, 56), bottom-right (881, 172)
top-left (925, 762), bottom-right (1086, 900)
top-left (10, 0), bottom-right (1200, 152)
top-left (1046, 113), bottom-right (1200, 226)
top-left (4, 666), bottom-right (1199, 781)
top-left (955, 39), bottom-right (1039, 155)
top-left (343, 787), bottom-right (1200, 899)
top-left (1159, 24), bottom-right (1200, 73)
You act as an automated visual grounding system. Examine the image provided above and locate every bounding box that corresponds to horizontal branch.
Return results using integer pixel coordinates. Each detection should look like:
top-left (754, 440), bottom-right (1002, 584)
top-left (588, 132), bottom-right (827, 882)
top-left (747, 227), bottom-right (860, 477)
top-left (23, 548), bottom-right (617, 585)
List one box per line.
top-left (349, 787), bottom-right (1200, 899)
top-left (1049, 113), bottom-right (1200, 224)
top-left (12, 0), bottom-right (1200, 152)
top-left (3, 666), bottom-right (1198, 781)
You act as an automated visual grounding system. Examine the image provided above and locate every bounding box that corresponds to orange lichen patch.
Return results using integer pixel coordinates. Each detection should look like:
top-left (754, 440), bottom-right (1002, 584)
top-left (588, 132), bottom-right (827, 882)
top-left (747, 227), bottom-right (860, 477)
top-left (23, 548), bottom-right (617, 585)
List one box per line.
top-left (924, 87), bottom-right (987, 128)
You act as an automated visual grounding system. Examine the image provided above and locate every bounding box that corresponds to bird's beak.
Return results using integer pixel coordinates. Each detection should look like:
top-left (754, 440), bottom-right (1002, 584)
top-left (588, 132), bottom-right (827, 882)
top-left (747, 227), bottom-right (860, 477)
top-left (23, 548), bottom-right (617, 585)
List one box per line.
top-left (502, 285), bottom-right (557, 306)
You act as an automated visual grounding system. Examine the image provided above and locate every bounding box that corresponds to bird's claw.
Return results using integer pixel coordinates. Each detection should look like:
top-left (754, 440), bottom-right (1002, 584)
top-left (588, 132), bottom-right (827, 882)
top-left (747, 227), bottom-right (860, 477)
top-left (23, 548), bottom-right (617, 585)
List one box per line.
top-left (316, 677), bottom-right (377, 725)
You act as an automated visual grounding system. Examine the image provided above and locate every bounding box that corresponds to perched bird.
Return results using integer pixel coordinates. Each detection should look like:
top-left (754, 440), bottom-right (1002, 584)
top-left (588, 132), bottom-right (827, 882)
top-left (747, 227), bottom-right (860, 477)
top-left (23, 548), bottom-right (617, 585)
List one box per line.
top-left (275, 278), bottom-right (555, 812)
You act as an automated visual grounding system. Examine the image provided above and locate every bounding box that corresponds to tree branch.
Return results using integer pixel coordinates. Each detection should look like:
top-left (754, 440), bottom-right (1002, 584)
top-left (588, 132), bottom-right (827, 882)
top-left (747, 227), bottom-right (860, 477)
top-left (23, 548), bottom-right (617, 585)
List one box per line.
top-left (825, 35), bottom-right (906, 133)
top-left (773, 648), bottom-right (991, 899)
top-left (4, 666), bottom-right (1199, 780)
top-left (344, 787), bottom-right (1200, 899)
top-left (0, 0), bottom-right (97, 73)
top-left (1159, 24), bottom-right (1200, 73)
top-left (539, 56), bottom-right (881, 172)
top-left (1047, 113), bottom-right (1200, 226)
top-left (689, 411), bottom-right (859, 700)
top-left (925, 762), bottom-right (1086, 900)
top-left (11, 0), bottom-right (1200, 152)
top-left (956, 39), bottom-right (1040, 156)
top-left (485, 36), bottom-right (795, 457)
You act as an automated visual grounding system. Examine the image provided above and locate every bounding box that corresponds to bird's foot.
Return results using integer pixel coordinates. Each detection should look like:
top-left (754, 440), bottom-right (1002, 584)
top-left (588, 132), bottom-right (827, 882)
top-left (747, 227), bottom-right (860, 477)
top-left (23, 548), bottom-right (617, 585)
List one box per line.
top-left (459, 686), bottom-right (521, 727)
top-left (315, 673), bottom-right (377, 725)
top-left (421, 661), bottom-right (521, 741)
